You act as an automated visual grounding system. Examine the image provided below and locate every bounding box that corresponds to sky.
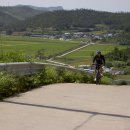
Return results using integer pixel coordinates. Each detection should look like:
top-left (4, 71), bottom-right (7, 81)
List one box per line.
top-left (0, 0), bottom-right (130, 12)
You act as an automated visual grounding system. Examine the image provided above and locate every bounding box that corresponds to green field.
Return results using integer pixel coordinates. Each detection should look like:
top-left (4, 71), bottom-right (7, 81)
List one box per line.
top-left (56, 44), bottom-right (129, 66)
top-left (0, 36), bottom-right (80, 56)
top-left (0, 36), bottom-right (129, 66)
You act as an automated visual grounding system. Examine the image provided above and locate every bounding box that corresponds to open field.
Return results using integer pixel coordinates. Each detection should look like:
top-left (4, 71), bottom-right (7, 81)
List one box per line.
top-left (0, 36), bottom-right (80, 56)
top-left (56, 44), bottom-right (129, 66)
top-left (0, 36), bottom-right (129, 66)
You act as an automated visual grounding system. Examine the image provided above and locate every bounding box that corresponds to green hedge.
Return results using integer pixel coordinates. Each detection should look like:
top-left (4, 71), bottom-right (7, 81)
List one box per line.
top-left (0, 67), bottom-right (93, 100)
top-left (0, 72), bottom-right (18, 99)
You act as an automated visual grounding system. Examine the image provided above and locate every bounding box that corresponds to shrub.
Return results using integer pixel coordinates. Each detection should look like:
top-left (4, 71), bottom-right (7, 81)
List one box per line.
top-left (76, 72), bottom-right (92, 83)
top-left (0, 66), bottom-right (97, 100)
top-left (62, 70), bottom-right (76, 83)
top-left (104, 72), bottom-right (115, 79)
top-left (101, 76), bottom-right (113, 85)
top-left (39, 67), bottom-right (59, 85)
top-left (17, 75), bottom-right (41, 92)
top-left (0, 72), bottom-right (18, 98)
top-left (127, 62), bottom-right (130, 66)
top-left (124, 68), bottom-right (130, 75)
top-left (57, 69), bottom-right (90, 83)
top-left (0, 51), bottom-right (32, 62)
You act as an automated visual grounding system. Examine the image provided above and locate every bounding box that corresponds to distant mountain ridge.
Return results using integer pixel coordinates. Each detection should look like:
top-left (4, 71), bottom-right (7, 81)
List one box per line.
top-left (8, 9), bottom-right (130, 32)
top-left (0, 6), bottom-right (42, 20)
top-left (0, 5), bottom-right (63, 27)
top-left (0, 5), bottom-right (63, 20)
top-left (0, 6), bottom-right (130, 32)
top-left (16, 5), bottom-right (64, 11)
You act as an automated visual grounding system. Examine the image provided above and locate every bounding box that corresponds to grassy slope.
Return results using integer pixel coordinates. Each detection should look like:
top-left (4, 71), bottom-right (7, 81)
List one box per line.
top-left (56, 44), bottom-right (128, 66)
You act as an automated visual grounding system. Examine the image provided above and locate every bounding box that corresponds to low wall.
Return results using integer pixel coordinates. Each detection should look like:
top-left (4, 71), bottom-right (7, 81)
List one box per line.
top-left (0, 62), bottom-right (44, 76)
top-left (0, 62), bottom-right (82, 76)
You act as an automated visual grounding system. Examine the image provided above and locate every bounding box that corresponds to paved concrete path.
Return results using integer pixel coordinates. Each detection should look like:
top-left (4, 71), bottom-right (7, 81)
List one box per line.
top-left (57, 43), bottom-right (95, 58)
top-left (0, 83), bottom-right (130, 130)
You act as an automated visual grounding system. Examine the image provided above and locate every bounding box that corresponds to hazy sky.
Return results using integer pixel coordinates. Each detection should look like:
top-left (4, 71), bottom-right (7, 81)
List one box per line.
top-left (0, 0), bottom-right (130, 12)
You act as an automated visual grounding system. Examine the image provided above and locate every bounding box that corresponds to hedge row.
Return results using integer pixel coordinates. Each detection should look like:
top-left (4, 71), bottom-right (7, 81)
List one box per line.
top-left (0, 67), bottom-right (93, 100)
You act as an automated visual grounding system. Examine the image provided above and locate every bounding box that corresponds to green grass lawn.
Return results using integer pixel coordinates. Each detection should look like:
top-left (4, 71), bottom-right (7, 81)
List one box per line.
top-left (56, 44), bottom-right (129, 66)
top-left (0, 36), bottom-right (80, 56)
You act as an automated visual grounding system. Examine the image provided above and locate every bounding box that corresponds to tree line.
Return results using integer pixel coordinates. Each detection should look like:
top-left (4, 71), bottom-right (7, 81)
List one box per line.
top-left (6, 9), bottom-right (130, 32)
top-left (106, 47), bottom-right (130, 62)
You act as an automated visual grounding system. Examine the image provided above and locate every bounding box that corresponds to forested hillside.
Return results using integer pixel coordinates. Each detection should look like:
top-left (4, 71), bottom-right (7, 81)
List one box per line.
top-left (8, 9), bottom-right (130, 31)
top-left (0, 6), bottom-right (43, 20)
top-left (0, 5), bottom-right (63, 30)
top-left (0, 11), bottom-right (18, 26)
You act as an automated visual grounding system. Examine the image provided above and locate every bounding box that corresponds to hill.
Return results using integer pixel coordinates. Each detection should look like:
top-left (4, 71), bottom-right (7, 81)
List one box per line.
top-left (0, 11), bottom-right (18, 27)
top-left (26, 5), bottom-right (63, 11)
top-left (0, 6), bottom-right (43, 20)
top-left (8, 9), bottom-right (130, 32)
top-left (0, 5), bottom-right (64, 29)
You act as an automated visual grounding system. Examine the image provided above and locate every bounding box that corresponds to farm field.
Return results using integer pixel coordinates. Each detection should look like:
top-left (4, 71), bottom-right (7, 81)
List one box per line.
top-left (56, 44), bottom-right (129, 66)
top-left (0, 36), bottom-right (129, 67)
top-left (0, 36), bottom-right (80, 56)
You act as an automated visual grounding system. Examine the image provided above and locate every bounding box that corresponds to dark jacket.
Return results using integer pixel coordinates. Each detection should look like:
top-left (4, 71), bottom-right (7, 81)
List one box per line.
top-left (93, 55), bottom-right (105, 65)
